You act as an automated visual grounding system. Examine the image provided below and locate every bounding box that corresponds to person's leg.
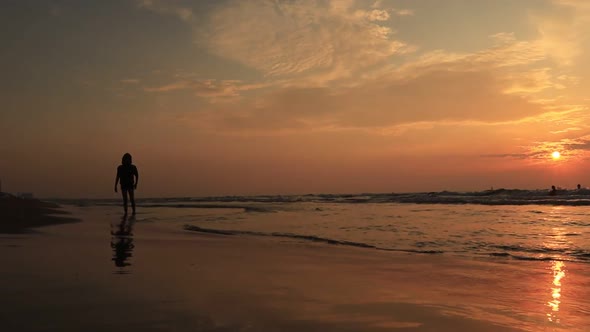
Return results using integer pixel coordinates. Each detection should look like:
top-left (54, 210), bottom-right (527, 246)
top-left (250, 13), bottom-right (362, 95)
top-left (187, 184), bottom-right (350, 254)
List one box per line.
top-left (129, 189), bottom-right (136, 215)
top-left (122, 190), bottom-right (129, 215)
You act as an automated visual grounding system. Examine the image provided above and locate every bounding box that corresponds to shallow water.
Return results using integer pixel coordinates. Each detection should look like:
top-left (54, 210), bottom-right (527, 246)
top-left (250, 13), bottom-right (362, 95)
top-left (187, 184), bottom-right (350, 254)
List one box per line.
top-left (127, 201), bottom-right (590, 264)
top-left (3, 203), bottom-right (590, 331)
top-left (151, 200), bottom-right (590, 331)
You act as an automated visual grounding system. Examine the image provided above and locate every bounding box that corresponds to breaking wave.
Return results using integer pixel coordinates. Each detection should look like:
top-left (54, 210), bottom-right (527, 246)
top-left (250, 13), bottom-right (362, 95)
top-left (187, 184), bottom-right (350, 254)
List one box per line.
top-left (52, 188), bottom-right (590, 207)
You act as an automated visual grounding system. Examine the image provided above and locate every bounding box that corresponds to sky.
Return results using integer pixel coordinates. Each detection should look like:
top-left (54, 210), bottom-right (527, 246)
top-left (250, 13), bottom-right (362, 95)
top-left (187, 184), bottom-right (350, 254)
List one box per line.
top-left (1, 0), bottom-right (590, 198)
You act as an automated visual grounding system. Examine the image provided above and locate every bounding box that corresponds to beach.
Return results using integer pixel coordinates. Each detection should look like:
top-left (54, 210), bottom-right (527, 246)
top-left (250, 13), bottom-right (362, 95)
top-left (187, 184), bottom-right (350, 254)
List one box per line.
top-left (0, 197), bottom-right (78, 233)
top-left (6, 0), bottom-right (590, 330)
top-left (2, 202), bottom-right (590, 331)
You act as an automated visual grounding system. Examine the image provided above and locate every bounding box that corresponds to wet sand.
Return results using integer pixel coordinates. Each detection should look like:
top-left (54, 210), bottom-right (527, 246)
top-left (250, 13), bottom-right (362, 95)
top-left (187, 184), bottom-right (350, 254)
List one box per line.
top-left (1, 205), bottom-right (588, 331)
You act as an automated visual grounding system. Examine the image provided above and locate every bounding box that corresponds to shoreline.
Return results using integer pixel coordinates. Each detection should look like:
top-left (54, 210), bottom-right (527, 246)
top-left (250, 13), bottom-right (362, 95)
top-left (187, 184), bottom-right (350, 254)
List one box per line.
top-left (0, 197), bottom-right (78, 233)
top-left (1, 205), bottom-right (588, 331)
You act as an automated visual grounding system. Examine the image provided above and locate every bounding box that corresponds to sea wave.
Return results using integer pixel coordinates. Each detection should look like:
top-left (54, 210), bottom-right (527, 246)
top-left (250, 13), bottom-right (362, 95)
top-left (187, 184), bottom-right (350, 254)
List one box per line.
top-left (482, 243), bottom-right (590, 263)
top-left (52, 188), bottom-right (590, 207)
top-left (137, 204), bottom-right (274, 213)
top-left (488, 252), bottom-right (562, 262)
top-left (184, 225), bottom-right (444, 254)
top-left (184, 225), bottom-right (590, 262)
top-left (184, 225), bottom-right (377, 248)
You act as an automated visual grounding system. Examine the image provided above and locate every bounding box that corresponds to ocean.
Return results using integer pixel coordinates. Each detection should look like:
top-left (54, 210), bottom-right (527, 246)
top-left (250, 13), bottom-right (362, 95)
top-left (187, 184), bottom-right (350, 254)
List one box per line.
top-left (61, 189), bottom-right (590, 264)
top-left (5, 190), bottom-right (590, 331)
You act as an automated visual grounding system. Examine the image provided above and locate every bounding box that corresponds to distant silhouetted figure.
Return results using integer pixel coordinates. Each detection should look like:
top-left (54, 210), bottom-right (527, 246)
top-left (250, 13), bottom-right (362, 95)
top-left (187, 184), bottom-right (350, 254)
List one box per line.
top-left (549, 185), bottom-right (557, 196)
top-left (577, 184), bottom-right (582, 190)
top-left (114, 153), bottom-right (139, 215)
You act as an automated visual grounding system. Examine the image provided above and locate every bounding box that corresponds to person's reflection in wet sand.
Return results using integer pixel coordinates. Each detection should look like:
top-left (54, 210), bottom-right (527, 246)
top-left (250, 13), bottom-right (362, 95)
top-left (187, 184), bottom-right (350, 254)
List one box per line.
top-left (111, 215), bottom-right (136, 274)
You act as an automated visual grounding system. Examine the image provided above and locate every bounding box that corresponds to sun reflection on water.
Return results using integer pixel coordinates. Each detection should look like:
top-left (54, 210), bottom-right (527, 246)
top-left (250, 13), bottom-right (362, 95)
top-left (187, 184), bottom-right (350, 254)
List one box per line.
top-left (547, 261), bottom-right (565, 323)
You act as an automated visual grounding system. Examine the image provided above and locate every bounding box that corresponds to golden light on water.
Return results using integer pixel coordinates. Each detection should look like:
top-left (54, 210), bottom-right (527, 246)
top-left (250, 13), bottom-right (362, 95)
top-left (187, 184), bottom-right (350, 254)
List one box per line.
top-left (551, 151), bottom-right (561, 160)
top-left (547, 261), bottom-right (566, 323)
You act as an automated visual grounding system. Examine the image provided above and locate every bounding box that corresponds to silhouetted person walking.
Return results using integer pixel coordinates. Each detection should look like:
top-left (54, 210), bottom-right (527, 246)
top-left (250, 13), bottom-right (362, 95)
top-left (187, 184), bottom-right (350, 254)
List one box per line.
top-left (114, 153), bottom-right (139, 215)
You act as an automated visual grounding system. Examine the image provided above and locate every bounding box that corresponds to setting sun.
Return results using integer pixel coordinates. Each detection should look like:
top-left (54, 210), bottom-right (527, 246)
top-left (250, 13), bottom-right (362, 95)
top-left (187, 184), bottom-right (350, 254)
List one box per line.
top-left (552, 151), bottom-right (561, 160)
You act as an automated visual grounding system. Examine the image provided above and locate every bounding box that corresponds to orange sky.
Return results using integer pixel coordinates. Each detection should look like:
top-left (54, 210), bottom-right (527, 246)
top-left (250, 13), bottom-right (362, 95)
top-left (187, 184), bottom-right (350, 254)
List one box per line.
top-left (1, 0), bottom-right (590, 198)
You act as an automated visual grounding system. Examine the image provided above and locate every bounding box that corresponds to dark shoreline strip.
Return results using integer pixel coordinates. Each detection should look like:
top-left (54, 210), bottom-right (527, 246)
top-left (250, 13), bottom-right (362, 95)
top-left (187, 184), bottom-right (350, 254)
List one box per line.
top-left (0, 197), bottom-right (79, 233)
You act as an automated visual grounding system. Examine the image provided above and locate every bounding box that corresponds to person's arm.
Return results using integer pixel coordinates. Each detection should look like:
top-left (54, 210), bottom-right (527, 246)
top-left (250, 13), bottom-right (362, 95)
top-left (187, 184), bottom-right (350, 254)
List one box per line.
top-left (134, 167), bottom-right (139, 190)
top-left (114, 170), bottom-right (120, 193)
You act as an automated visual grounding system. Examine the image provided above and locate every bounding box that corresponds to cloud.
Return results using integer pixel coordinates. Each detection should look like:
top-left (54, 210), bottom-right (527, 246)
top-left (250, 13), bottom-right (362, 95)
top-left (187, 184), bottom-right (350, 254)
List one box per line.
top-left (139, 29), bottom-right (580, 135)
top-left (184, 65), bottom-right (551, 135)
top-left (389, 33), bottom-right (546, 78)
top-left (144, 79), bottom-right (271, 99)
top-left (193, 0), bottom-right (413, 81)
top-left (529, 0), bottom-right (590, 67)
top-left (482, 153), bottom-right (529, 159)
top-left (501, 68), bottom-right (556, 94)
top-left (485, 113), bottom-right (590, 161)
top-left (360, 9), bottom-right (390, 21)
top-left (369, 32), bottom-right (571, 101)
top-left (139, 1), bottom-right (564, 95)
top-left (136, 0), bottom-right (586, 145)
top-left (553, 0), bottom-right (590, 11)
top-left (137, 0), bottom-right (193, 21)
top-left (120, 79), bottom-right (140, 84)
top-left (370, 1), bottom-right (413, 16)
top-left (144, 80), bottom-right (193, 92)
top-left (393, 9), bottom-right (414, 16)
top-left (525, 135), bottom-right (590, 161)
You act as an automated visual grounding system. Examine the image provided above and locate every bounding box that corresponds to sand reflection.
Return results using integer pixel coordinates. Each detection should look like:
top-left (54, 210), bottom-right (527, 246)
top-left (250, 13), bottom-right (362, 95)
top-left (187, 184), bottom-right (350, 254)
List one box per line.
top-left (547, 260), bottom-right (565, 323)
top-left (110, 215), bottom-right (135, 274)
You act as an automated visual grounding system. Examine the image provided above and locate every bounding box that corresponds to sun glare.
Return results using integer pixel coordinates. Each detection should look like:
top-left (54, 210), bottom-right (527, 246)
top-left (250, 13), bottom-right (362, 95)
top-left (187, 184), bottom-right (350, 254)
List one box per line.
top-left (552, 151), bottom-right (561, 160)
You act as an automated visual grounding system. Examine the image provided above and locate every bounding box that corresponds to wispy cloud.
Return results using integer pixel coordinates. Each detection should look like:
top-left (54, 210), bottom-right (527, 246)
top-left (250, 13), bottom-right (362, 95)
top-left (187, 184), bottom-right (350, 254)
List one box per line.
top-left (526, 135), bottom-right (590, 161)
top-left (136, 0), bottom-right (588, 149)
top-left (392, 9), bottom-right (414, 16)
top-left (144, 79), bottom-right (271, 100)
top-left (482, 153), bottom-right (529, 159)
top-left (137, 0), bottom-right (193, 21)
top-left (144, 80), bottom-right (192, 92)
top-left (120, 79), bottom-right (140, 84)
top-left (529, 0), bottom-right (590, 67)
top-left (179, 68), bottom-right (552, 135)
top-left (206, 1), bottom-right (414, 80)
top-left (141, 0), bottom-right (414, 83)
top-left (370, 31), bottom-right (576, 103)
top-left (370, 0), bottom-right (413, 16)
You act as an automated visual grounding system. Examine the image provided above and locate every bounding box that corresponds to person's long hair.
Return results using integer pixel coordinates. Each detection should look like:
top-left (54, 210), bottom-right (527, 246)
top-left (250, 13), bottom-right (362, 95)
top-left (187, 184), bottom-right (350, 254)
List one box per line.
top-left (122, 153), bottom-right (132, 166)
